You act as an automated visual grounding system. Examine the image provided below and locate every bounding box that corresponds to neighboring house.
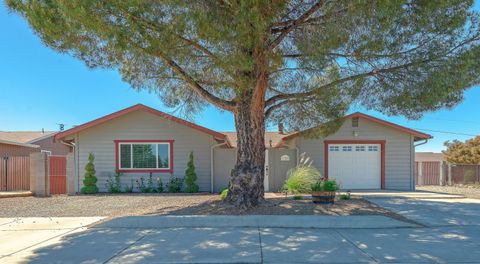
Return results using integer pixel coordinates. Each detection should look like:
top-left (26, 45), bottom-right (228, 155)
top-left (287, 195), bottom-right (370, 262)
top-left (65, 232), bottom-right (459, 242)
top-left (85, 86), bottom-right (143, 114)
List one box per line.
top-left (415, 152), bottom-right (444, 163)
top-left (0, 131), bottom-right (71, 157)
top-left (55, 104), bottom-right (432, 193)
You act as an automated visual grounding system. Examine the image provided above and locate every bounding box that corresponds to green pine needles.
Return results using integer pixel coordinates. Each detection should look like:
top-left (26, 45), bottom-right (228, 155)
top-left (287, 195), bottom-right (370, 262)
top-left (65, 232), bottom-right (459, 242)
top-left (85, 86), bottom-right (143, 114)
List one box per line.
top-left (184, 152), bottom-right (199, 193)
top-left (81, 153), bottom-right (99, 194)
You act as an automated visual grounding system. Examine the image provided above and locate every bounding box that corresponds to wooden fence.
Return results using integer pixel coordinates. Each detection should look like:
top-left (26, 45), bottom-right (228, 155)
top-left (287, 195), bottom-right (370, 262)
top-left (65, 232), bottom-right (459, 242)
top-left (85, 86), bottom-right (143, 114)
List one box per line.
top-left (0, 156), bottom-right (30, 191)
top-left (415, 161), bottom-right (445, 186)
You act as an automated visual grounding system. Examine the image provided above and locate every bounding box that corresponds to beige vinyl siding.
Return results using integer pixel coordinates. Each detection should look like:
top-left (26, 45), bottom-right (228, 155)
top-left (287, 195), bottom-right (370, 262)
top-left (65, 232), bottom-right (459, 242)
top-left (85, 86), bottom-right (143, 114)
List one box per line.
top-left (74, 110), bottom-right (215, 192)
top-left (295, 117), bottom-right (414, 190)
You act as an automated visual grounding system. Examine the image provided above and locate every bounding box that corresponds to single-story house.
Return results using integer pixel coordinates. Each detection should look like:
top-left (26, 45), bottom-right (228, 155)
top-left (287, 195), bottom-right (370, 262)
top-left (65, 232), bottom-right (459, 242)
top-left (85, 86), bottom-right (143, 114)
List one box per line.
top-left (54, 104), bottom-right (432, 193)
top-left (0, 131), bottom-right (71, 157)
top-left (0, 131), bottom-right (71, 191)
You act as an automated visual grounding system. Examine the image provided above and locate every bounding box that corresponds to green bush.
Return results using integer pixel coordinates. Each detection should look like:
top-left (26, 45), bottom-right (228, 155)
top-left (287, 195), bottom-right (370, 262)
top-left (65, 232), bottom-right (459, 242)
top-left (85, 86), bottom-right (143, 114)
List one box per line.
top-left (106, 171), bottom-right (122, 193)
top-left (124, 179), bottom-right (134, 193)
top-left (136, 173), bottom-right (157, 193)
top-left (184, 152), bottom-right (199, 193)
top-left (284, 165), bottom-right (322, 194)
top-left (310, 179), bottom-right (339, 192)
top-left (293, 195), bottom-right (303, 200)
top-left (156, 177), bottom-right (164, 193)
top-left (340, 193), bottom-right (351, 200)
top-left (323, 180), bottom-right (339, 191)
top-left (81, 153), bottom-right (99, 194)
top-left (311, 181), bottom-right (323, 192)
top-left (168, 176), bottom-right (183, 193)
top-left (220, 188), bottom-right (228, 200)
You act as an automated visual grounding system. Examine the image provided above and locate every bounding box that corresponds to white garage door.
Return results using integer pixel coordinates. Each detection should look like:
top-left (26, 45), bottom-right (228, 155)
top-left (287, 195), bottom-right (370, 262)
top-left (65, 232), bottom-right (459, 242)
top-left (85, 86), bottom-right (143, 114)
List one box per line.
top-left (328, 144), bottom-right (381, 189)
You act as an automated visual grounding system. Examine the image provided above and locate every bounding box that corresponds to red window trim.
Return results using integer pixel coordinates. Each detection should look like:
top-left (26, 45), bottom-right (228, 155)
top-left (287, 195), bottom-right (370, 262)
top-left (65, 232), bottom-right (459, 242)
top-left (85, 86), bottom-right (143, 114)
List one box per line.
top-left (114, 140), bottom-right (174, 173)
top-left (324, 140), bottom-right (386, 189)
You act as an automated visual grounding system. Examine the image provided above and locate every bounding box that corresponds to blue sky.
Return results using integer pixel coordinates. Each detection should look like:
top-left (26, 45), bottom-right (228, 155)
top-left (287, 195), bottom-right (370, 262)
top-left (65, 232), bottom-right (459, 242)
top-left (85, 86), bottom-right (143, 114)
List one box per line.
top-left (1, 3), bottom-right (479, 153)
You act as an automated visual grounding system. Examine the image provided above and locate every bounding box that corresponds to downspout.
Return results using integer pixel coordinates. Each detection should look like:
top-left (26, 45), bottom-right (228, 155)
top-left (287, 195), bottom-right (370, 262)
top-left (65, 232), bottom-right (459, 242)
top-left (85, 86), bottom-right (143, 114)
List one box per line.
top-left (412, 138), bottom-right (429, 190)
top-left (210, 141), bottom-right (228, 193)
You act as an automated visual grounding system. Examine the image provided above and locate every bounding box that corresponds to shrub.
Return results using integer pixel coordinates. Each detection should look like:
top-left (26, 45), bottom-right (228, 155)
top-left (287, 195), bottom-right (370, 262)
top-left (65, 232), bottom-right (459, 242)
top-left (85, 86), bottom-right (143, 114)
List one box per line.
top-left (284, 164), bottom-right (322, 194)
top-left (124, 179), bottom-right (134, 193)
top-left (147, 173), bottom-right (155, 192)
top-left (340, 193), bottom-right (351, 200)
top-left (184, 152), bottom-right (199, 193)
top-left (168, 176), bottom-right (183, 193)
top-left (293, 195), bottom-right (303, 200)
top-left (106, 171), bottom-right (122, 193)
top-left (220, 188), bottom-right (228, 200)
top-left (310, 179), bottom-right (339, 192)
top-left (323, 180), bottom-right (339, 191)
top-left (311, 181), bottom-right (323, 192)
top-left (81, 153), bottom-right (99, 194)
top-left (156, 177), bottom-right (164, 193)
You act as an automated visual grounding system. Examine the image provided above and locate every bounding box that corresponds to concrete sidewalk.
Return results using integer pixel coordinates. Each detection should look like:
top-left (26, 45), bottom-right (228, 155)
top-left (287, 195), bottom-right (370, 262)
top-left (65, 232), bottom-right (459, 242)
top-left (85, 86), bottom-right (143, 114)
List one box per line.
top-left (2, 214), bottom-right (480, 263)
top-left (3, 224), bottom-right (480, 263)
top-left (0, 217), bottom-right (104, 263)
top-left (95, 215), bottom-right (417, 229)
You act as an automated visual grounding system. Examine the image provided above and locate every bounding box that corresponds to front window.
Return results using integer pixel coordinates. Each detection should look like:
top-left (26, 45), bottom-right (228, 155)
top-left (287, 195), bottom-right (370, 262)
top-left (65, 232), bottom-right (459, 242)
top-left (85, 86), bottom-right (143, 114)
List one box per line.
top-left (116, 141), bottom-right (172, 172)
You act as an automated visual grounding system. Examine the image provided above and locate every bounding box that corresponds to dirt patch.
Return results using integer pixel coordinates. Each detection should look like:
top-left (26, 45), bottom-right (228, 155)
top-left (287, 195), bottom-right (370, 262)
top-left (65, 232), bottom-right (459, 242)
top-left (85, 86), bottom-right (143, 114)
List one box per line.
top-left (0, 193), bottom-right (412, 224)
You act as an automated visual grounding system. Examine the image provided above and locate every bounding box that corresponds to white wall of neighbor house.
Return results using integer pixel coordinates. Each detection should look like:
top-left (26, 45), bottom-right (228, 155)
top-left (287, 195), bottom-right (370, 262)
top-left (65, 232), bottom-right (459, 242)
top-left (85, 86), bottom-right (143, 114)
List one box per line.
top-left (293, 117), bottom-right (414, 191)
top-left (69, 110), bottom-right (215, 192)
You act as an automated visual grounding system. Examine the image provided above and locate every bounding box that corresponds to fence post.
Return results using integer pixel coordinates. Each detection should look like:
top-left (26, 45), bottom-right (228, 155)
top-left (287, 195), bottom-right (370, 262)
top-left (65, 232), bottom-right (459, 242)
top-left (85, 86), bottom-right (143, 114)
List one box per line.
top-left (30, 152), bottom-right (49, 196)
top-left (439, 162), bottom-right (444, 186)
top-left (418, 161), bottom-right (423, 186)
top-left (447, 163), bottom-right (452, 186)
top-left (66, 153), bottom-right (76, 195)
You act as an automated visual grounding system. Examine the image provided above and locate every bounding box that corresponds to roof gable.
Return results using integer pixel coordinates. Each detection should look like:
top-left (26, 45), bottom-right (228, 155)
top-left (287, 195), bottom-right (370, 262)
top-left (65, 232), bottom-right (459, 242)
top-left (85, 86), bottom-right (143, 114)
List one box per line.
top-left (280, 112), bottom-right (432, 143)
top-left (54, 104), bottom-right (228, 142)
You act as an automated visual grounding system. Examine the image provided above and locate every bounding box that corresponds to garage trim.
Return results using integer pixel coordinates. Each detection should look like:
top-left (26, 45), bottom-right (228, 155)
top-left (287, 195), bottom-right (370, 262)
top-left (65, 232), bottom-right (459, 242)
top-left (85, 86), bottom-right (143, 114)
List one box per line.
top-left (324, 140), bottom-right (386, 189)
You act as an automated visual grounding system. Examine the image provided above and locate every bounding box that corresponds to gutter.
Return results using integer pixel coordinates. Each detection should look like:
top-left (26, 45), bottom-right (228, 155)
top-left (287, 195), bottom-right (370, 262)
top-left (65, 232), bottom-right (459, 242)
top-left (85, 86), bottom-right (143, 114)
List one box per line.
top-left (210, 141), bottom-right (228, 193)
top-left (414, 139), bottom-right (429, 147)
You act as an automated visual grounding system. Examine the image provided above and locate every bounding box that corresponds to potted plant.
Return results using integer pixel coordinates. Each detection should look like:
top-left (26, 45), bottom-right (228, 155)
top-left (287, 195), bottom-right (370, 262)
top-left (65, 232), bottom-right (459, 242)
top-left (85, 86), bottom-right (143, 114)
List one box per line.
top-left (311, 179), bottom-right (339, 204)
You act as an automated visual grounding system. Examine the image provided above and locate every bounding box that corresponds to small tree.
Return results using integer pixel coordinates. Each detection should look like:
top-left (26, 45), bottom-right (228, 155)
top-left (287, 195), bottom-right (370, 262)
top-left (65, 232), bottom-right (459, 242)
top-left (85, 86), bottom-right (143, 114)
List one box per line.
top-left (444, 136), bottom-right (480, 164)
top-left (81, 153), bottom-right (99, 194)
top-left (184, 152), bottom-right (199, 193)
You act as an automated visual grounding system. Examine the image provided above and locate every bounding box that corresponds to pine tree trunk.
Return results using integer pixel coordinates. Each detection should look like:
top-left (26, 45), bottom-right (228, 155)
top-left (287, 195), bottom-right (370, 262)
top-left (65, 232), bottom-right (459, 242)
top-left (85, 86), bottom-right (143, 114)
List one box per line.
top-left (226, 91), bottom-right (266, 208)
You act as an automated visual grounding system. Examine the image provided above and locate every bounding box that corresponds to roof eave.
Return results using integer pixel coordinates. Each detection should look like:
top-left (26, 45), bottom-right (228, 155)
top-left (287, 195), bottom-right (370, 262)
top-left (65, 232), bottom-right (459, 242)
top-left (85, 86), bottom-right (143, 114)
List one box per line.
top-left (0, 139), bottom-right (40, 148)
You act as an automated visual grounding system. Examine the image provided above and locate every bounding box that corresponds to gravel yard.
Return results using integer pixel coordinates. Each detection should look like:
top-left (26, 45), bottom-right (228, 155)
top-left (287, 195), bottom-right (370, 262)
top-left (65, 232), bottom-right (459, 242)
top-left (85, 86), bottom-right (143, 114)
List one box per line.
top-left (417, 185), bottom-right (480, 199)
top-left (0, 193), bottom-right (404, 220)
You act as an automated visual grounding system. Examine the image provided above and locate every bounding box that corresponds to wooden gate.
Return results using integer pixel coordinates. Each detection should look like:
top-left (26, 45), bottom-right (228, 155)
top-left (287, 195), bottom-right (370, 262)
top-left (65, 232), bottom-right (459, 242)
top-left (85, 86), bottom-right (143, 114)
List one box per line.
top-left (415, 161), bottom-right (441, 185)
top-left (49, 156), bottom-right (67, 195)
top-left (0, 156), bottom-right (30, 191)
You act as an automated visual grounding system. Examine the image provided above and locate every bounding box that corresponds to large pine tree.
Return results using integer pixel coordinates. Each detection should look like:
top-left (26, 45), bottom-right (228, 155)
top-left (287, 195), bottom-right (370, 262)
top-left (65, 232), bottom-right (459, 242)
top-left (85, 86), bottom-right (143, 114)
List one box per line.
top-left (7, 1), bottom-right (480, 207)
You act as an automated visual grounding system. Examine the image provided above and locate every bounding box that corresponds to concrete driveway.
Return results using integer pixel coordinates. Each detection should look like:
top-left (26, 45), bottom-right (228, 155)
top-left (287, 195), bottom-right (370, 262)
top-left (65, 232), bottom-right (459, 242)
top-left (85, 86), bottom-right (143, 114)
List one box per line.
top-left (360, 191), bottom-right (480, 227)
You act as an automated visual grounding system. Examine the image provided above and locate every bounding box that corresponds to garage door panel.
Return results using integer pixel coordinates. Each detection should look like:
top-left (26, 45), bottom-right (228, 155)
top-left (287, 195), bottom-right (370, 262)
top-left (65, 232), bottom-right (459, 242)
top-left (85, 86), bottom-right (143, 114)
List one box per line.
top-left (328, 144), bottom-right (381, 189)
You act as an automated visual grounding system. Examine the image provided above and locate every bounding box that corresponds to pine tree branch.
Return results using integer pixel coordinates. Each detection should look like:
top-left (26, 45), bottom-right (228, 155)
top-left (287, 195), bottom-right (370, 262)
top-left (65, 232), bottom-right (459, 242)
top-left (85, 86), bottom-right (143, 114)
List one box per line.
top-left (268, 0), bottom-right (327, 50)
top-left (149, 48), bottom-right (236, 111)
